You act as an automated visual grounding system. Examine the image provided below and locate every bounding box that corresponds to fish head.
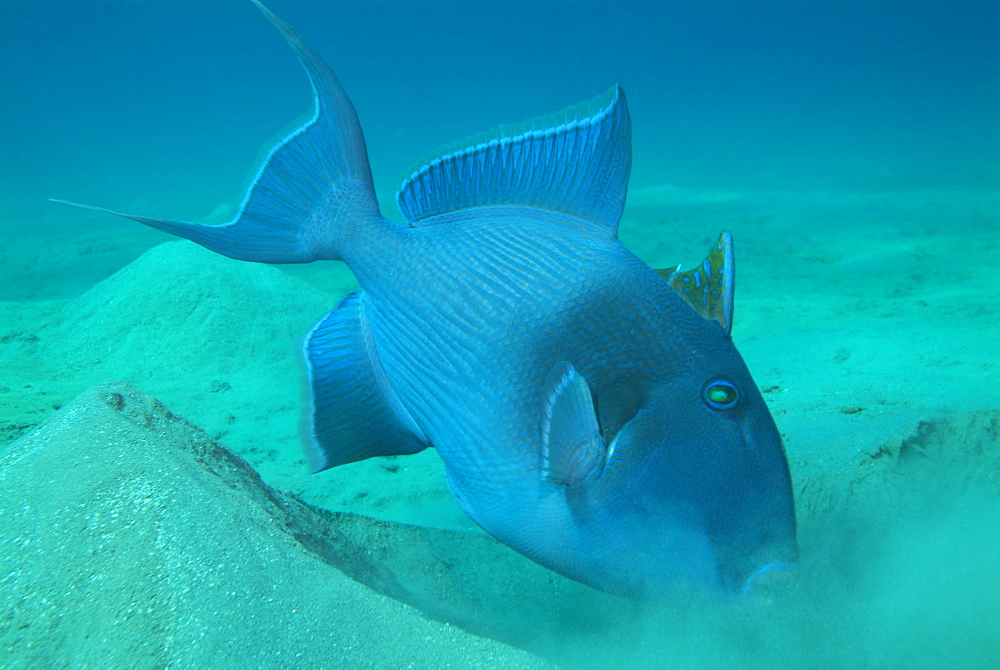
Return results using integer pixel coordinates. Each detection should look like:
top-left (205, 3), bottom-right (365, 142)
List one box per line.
top-left (563, 344), bottom-right (798, 599)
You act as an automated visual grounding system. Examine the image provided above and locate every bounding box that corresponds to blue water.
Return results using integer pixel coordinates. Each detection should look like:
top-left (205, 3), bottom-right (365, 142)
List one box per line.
top-left (2, 1), bottom-right (999, 667)
top-left (2, 0), bottom-right (997, 226)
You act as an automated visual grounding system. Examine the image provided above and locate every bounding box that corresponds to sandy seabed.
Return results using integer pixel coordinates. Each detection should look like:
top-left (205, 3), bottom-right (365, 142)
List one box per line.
top-left (1, 185), bottom-right (998, 667)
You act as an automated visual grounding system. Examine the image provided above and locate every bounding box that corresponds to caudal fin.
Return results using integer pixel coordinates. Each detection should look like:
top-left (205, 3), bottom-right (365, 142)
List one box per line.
top-left (52, 0), bottom-right (381, 264)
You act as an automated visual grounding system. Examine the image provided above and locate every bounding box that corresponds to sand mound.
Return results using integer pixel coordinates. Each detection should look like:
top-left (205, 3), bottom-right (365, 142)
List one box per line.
top-left (0, 382), bottom-right (551, 668)
top-left (1, 241), bottom-right (456, 522)
top-left (45, 240), bottom-right (331, 377)
top-left (2, 382), bottom-right (997, 667)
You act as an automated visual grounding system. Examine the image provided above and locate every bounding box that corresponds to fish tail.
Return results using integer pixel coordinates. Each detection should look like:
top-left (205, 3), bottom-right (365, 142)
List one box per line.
top-left (52, 0), bottom-right (382, 264)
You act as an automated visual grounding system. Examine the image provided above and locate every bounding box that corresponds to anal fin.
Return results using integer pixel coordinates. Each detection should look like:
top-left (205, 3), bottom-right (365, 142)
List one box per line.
top-left (303, 292), bottom-right (427, 472)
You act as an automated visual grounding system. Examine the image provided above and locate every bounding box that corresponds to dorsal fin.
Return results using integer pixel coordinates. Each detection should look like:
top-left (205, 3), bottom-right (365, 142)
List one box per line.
top-left (656, 231), bottom-right (735, 335)
top-left (396, 86), bottom-right (631, 235)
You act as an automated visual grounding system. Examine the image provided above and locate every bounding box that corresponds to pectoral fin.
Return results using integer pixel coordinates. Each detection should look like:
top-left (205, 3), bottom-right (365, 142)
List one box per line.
top-left (540, 362), bottom-right (608, 486)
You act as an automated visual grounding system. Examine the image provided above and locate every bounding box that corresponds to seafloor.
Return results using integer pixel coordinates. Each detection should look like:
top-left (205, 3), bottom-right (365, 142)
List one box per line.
top-left (1, 183), bottom-right (997, 667)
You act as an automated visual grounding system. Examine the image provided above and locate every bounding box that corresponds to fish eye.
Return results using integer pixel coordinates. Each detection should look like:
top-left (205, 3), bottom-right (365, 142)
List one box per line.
top-left (702, 380), bottom-right (739, 410)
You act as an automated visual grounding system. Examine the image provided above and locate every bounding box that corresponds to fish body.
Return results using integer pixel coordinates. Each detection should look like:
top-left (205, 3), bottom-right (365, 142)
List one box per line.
top-left (57, 1), bottom-right (797, 598)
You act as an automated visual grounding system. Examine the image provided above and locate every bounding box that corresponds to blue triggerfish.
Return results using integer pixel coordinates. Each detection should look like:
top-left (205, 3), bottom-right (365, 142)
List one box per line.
top-left (55, 1), bottom-right (797, 599)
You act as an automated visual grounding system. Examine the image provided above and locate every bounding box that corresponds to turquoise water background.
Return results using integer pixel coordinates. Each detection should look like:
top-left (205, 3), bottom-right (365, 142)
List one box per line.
top-left (2, 0), bottom-right (997, 228)
top-left (1, 1), bottom-right (998, 667)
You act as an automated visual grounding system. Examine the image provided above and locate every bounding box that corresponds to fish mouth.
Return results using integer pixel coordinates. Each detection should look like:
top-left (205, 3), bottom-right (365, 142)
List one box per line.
top-left (739, 561), bottom-right (799, 602)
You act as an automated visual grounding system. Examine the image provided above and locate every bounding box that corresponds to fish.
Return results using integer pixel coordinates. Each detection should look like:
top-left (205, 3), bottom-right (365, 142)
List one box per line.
top-left (54, 0), bottom-right (797, 599)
